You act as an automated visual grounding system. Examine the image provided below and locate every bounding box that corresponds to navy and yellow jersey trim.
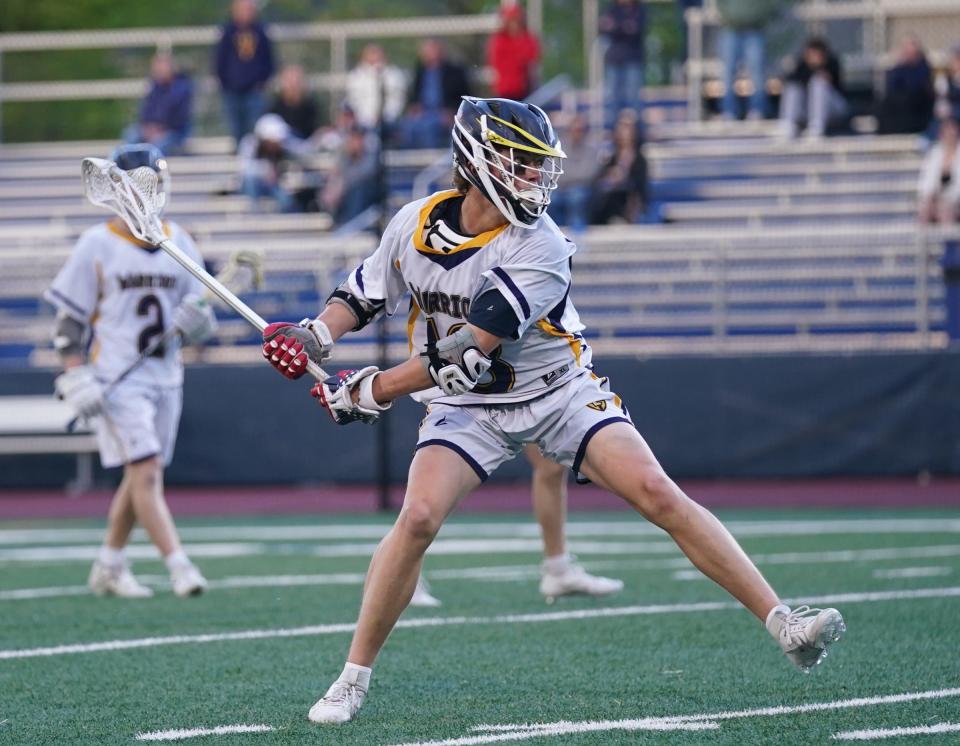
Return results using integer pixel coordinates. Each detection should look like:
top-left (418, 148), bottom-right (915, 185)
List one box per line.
top-left (46, 287), bottom-right (88, 320)
top-left (107, 220), bottom-right (172, 251)
top-left (406, 296), bottom-right (421, 354)
top-left (413, 190), bottom-right (508, 269)
top-left (491, 267), bottom-right (530, 318)
top-left (536, 319), bottom-right (583, 367)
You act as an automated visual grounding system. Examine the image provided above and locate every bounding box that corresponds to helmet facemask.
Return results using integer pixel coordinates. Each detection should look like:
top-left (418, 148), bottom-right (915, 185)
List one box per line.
top-left (453, 110), bottom-right (565, 228)
top-left (110, 144), bottom-right (171, 215)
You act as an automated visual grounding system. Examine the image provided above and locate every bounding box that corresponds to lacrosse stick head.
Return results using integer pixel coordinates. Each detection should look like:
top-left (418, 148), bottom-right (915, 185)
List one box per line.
top-left (81, 157), bottom-right (167, 245)
top-left (217, 249), bottom-right (265, 298)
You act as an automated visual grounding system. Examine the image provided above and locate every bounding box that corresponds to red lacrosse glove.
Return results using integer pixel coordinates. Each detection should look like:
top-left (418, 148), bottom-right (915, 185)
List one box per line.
top-left (261, 319), bottom-right (333, 380)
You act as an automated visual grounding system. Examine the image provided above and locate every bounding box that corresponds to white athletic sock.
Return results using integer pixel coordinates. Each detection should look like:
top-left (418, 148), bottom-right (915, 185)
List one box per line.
top-left (164, 549), bottom-right (191, 573)
top-left (543, 553), bottom-right (573, 575)
top-left (339, 662), bottom-right (372, 691)
top-left (97, 545), bottom-right (126, 568)
top-left (765, 604), bottom-right (791, 637)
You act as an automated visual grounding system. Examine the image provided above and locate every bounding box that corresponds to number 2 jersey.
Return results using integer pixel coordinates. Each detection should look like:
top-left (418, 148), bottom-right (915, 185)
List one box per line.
top-left (340, 189), bottom-right (593, 406)
top-left (44, 221), bottom-right (205, 388)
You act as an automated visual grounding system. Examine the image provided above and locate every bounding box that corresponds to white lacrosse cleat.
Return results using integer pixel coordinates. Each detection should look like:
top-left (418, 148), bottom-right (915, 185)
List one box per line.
top-left (309, 678), bottom-right (367, 724)
top-left (88, 560), bottom-right (153, 598)
top-left (770, 605), bottom-right (846, 672)
top-left (170, 562), bottom-right (208, 598)
top-left (409, 575), bottom-right (442, 607)
top-left (540, 558), bottom-right (625, 604)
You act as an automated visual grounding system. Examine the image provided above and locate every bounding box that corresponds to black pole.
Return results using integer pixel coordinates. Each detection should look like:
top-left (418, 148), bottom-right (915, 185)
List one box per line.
top-left (374, 67), bottom-right (391, 513)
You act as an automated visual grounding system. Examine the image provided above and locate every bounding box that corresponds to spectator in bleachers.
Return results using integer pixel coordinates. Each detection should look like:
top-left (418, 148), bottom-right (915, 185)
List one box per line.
top-left (268, 64), bottom-right (319, 142)
top-left (320, 126), bottom-right (379, 227)
top-left (344, 44), bottom-right (407, 136)
top-left (239, 113), bottom-right (300, 213)
top-left (928, 45), bottom-right (960, 143)
top-left (548, 113), bottom-right (601, 232)
top-left (214, 0), bottom-right (275, 150)
top-left (778, 37), bottom-right (848, 139)
top-left (599, 0), bottom-right (646, 127)
top-left (397, 39), bottom-right (471, 149)
top-left (486, 3), bottom-right (541, 101)
top-left (878, 35), bottom-right (935, 135)
top-left (918, 116), bottom-right (960, 225)
top-left (716, 0), bottom-right (782, 120)
top-left (590, 109), bottom-right (648, 224)
top-left (123, 51), bottom-right (192, 155)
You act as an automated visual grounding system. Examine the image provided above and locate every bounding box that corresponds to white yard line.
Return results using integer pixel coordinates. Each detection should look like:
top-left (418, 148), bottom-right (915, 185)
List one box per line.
top-left (5, 544), bottom-right (960, 602)
top-left (0, 543), bottom-right (266, 563)
top-left (389, 689), bottom-right (960, 746)
top-left (832, 722), bottom-right (960, 740)
top-left (872, 566), bottom-right (952, 579)
top-left (2, 517), bottom-right (959, 546)
top-left (0, 585), bottom-right (92, 600)
top-left (135, 724), bottom-right (275, 741)
top-left (2, 585), bottom-right (959, 661)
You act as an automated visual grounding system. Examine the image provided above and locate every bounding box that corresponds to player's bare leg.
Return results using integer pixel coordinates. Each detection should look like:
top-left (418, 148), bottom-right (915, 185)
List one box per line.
top-left (581, 422), bottom-right (844, 670)
top-left (126, 455), bottom-right (207, 597)
top-left (526, 445), bottom-right (566, 557)
top-left (89, 472), bottom-right (154, 598)
top-left (309, 446), bottom-right (481, 724)
top-left (525, 445), bottom-right (623, 603)
top-left (103, 471), bottom-right (135, 549)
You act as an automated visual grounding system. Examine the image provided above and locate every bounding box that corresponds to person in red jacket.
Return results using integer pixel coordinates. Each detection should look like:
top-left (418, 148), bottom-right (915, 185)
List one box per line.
top-left (486, 3), bottom-right (541, 100)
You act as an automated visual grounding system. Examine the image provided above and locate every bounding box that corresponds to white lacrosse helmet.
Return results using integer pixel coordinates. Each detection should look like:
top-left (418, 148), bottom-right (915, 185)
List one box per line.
top-left (110, 143), bottom-right (171, 213)
top-left (452, 96), bottom-right (566, 228)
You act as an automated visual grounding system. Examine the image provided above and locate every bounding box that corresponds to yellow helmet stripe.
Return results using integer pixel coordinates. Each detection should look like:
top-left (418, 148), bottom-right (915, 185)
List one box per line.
top-left (485, 114), bottom-right (565, 158)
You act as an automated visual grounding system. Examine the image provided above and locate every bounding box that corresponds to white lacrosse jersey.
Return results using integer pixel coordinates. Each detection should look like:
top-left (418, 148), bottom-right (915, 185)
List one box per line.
top-left (45, 221), bottom-right (205, 388)
top-left (343, 190), bottom-right (593, 405)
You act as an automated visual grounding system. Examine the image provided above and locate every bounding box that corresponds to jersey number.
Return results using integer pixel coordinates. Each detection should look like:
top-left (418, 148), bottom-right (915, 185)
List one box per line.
top-left (137, 294), bottom-right (166, 357)
top-left (426, 318), bottom-right (515, 394)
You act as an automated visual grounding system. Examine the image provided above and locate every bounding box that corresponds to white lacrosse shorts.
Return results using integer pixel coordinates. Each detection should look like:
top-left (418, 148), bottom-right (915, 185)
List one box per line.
top-left (94, 379), bottom-right (182, 468)
top-left (415, 371), bottom-right (632, 482)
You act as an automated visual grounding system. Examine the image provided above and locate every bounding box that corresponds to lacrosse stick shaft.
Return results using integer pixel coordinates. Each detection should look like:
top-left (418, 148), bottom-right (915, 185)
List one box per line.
top-left (156, 238), bottom-right (327, 379)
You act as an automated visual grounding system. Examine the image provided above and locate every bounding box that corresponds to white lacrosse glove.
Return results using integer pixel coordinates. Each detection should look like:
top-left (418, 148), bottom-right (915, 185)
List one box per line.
top-left (429, 348), bottom-right (492, 396)
top-left (54, 365), bottom-right (104, 420)
top-left (173, 294), bottom-right (218, 345)
top-left (311, 366), bottom-right (392, 425)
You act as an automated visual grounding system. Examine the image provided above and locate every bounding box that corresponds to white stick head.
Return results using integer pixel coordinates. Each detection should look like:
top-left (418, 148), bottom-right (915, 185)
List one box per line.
top-left (81, 157), bottom-right (167, 245)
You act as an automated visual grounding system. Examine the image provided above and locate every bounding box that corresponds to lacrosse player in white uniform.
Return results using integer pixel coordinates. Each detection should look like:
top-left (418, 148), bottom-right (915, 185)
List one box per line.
top-left (261, 97), bottom-right (846, 724)
top-left (45, 144), bottom-right (216, 599)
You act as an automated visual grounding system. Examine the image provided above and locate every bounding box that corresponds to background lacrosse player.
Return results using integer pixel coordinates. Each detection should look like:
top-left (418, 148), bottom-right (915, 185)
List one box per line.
top-left (263, 96), bottom-right (846, 725)
top-left (45, 143), bottom-right (216, 598)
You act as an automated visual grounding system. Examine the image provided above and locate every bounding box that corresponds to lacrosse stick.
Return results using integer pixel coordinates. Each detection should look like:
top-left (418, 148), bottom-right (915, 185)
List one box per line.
top-left (80, 157), bottom-right (329, 384)
top-left (65, 250), bottom-right (265, 432)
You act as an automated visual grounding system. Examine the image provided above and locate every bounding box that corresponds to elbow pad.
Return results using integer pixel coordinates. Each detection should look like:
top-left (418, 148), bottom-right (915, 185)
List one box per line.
top-left (326, 287), bottom-right (386, 331)
top-left (52, 311), bottom-right (87, 358)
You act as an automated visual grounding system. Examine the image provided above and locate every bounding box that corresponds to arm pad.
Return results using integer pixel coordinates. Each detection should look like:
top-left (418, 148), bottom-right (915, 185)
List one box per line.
top-left (52, 311), bottom-right (87, 359)
top-left (326, 287), bottom-right (386, 331)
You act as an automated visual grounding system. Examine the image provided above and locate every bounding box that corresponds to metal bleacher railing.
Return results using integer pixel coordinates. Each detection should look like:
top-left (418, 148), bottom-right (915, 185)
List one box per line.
top-left (0, 12), bottom-right (501, 142)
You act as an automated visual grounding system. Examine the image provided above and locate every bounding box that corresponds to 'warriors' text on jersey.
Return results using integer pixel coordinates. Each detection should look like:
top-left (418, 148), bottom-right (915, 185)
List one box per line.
top-left (45, 222), bottom-right (205, 388)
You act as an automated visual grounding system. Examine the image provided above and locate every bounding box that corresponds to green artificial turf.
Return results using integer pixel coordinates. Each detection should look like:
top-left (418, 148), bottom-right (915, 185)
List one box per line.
top-left (1, 509), bottom-right (959, 745)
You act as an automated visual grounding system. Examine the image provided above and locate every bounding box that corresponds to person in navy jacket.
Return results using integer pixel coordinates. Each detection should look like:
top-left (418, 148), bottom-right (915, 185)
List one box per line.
top-left (214, 0), bottom-right (275, 149)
